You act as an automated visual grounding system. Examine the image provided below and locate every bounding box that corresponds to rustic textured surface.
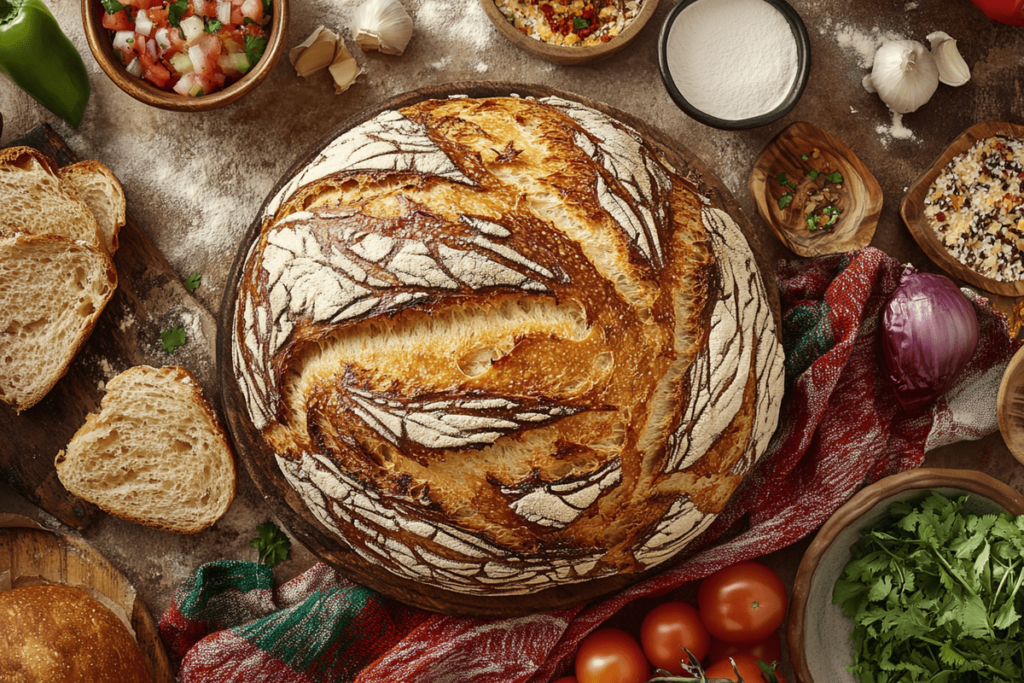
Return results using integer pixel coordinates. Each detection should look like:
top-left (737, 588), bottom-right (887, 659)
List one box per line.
top-left (1, 0), bottom-right (1023, 663)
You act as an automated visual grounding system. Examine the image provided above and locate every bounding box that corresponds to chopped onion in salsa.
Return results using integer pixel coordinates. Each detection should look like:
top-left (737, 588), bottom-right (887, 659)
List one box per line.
top-left (100, 0), bottom-right (270, 95)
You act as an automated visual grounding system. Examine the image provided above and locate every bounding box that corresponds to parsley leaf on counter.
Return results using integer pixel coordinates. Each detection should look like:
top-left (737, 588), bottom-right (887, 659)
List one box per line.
top-left (833, 492), bottom-right (1024, 683)
top-left (161, 326), bottom-right (187, 354)
top-left (168, 0), bottom-right (188, 29)
top-left (184, 273), bottom-right (202, 291)
top-left (251, 522), bottom-right (291, 566)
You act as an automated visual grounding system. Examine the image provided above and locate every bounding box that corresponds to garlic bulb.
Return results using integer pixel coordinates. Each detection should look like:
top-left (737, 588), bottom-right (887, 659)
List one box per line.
top-left (864, 40), bottom-right (939, 114)
top-left (351, 0), bottom-right (414, 56)
top-left (927, 31), bottom-right (971, 87)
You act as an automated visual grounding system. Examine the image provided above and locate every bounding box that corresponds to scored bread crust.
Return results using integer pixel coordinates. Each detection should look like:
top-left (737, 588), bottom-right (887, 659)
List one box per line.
top-left (55, 366), bottom-right (237, 534)
top-left (0, 147), bottom-right (105, 251)
top-left (233, 96), bottom-right (785, 594)
top-left (0, 584), bottom-right (151, 683)
top-left (58, 160), bottom-right (127, 255)
top-left (0, 233), bottom-right (117, 412)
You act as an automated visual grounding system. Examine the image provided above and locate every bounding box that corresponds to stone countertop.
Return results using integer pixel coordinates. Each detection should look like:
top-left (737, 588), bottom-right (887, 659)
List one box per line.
top-left (2, 0), bottom-right (1023, 672)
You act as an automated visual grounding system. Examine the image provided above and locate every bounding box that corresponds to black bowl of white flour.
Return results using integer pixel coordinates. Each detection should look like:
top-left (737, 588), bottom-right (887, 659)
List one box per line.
top-left (658, 0), bottom-right (811, 130)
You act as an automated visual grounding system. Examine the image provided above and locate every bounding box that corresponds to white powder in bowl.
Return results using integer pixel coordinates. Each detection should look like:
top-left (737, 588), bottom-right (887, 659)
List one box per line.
top-left (665, 0), bottom-right (799, 121)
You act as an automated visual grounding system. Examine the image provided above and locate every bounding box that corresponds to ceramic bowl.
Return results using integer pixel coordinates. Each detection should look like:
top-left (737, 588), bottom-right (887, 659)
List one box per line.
top-left (900, 121), bottom-right (1024, 297)
top-left (998, 345), bottom-right (1024, 465)
top-left (788, 468), bottom-right (1024, 683)
top-left (479, 0), bottom-right (660, 66)
top-left (82, 0), bottom-right (288, 111)
top-left (749, 122), bottom-right (882, 257)
top-left (657, 0), bottom-right (810, 130)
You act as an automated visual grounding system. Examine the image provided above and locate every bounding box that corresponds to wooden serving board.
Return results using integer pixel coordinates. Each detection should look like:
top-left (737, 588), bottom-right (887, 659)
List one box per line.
top-left (218, 82), bottom-right (789, 617)
top-left (0, 125), bottom-right (219, 530)
top-left (0, 520), bottom-right (174, 683)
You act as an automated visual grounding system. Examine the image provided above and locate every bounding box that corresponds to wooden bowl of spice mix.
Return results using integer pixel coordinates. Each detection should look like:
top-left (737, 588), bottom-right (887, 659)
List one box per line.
top-left (658, 0), bottom-right (810, 130)
top-left (481, 0), bottom-right (660, 66)
top-left (82, 0), bottom-right (289, 111)
top-left (901, 121), bottom-right (1024, 297)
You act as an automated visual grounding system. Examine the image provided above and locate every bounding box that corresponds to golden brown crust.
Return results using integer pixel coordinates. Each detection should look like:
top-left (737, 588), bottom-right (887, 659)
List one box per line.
top-left (0, 584), bottom-right (151, 683)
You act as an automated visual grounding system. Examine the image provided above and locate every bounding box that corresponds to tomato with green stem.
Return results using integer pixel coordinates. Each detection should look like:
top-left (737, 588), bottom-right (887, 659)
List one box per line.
top-left (704, 654), bottom-right (787, 683)
top-left (698, 561), bottom-right (787, 644)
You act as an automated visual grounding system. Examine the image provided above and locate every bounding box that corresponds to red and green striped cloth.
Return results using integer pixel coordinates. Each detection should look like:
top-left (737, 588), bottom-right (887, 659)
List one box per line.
top-left (160, 247), bottom-right (1020, 683)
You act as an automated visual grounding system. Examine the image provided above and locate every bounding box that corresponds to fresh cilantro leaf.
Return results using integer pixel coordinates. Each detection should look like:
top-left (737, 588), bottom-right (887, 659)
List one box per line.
top-left (184, 273), bottom-right (202, 291)
top-left (168, 0), bottom-right (188, 28)
top-left (161, 327), bottom-right (187, 354)
top-left (777, 192), bottom-right (793, 209)
top-left (205, 18), bottom-right (223, 33)
top-left (245, 35), bottom-right (267, 68)
top-left (775, 171), bottom-right (798, 190)
top-left (825, 170), bottom-right (844, 184)
top-left (100, 0), bottom-right (126, 14)
top-left (573, 16), bottom-right (589, 29)
top-left (250, 522), bottom-right (291, 566)
top-left (800, 153), bottom-right (809, 160)
top-left (261, 0), bottom-right (271, 12)
top-left (808, 169), bottom-right (819, 179)
top-left (243, 16), bottom-right (254, 24)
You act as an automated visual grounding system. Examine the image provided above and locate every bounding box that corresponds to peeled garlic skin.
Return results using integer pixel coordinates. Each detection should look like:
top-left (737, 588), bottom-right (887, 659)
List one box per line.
top-left (868, 40), bottom-right (939, 114)
top-left (351, 0), bottom-right (414, 56)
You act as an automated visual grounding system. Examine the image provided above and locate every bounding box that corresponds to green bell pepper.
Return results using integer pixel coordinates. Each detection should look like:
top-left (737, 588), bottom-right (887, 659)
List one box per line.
top-left (0, 0), bottom-right (91, 128)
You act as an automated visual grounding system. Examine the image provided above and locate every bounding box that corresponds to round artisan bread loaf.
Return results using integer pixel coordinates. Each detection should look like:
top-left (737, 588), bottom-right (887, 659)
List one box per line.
top-left (0, 584), bottom-right (151, 683)
top-left (232, 95), bottom-right (784, 595)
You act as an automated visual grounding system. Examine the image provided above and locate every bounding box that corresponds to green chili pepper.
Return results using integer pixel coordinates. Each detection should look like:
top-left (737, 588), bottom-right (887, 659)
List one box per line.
top-left (0, 0), bottom-right (90, 128)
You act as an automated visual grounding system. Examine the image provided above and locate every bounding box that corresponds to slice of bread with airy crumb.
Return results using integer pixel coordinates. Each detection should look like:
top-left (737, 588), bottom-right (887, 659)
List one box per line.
top-left (0, 234), bottom-right (117, 412)
top-left (0, 147), bottom-right (104, 249)
top-left (55, 366), bottom-right (236, 534)
top-left (58, 161), bottom-right (126, 255)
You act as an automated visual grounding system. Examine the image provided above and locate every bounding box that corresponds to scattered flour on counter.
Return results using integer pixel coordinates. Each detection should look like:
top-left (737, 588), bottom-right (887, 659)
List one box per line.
top-left (904, 2), bottom-right (918, 9)
top-left (417, 0), bottom-right (495, 52)
top-left (475, 62), bottom-right (489, 73)
top-left (875, 112), bottom-right (916, 147)
top-left (431, 56), bottom-right (453, 70)
top-left (833, 23), bottom-right (906, 69)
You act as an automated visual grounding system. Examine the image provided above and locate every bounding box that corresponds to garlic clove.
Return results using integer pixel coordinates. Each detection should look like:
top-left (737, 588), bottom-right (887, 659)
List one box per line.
top-left (868, 39), bottom-right (939, 114)
top-left (290, 27), bottom-right (340, 78)
top-left (927, 31), bottom-right (971, 87)
top-left (330, 42), bottom-right (362, 95)
top-left (351, 0), bottom-right (414, 56)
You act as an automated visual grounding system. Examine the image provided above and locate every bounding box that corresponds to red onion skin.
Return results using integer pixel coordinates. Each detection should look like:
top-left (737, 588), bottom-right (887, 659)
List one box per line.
top-left (881, 268), bottom-right (980, 413)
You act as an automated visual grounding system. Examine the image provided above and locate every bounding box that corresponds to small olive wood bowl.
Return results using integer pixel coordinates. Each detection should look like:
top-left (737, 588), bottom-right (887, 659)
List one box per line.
top-left (788, 468), bottom-right (1024, 683)
top-left (749, 122), bottom-right (882, 258)
top-left (998, 345), bottom-right (1024, 466)
top-left (901, 121), bottom-right (1024, 297)
top-left (82, 0), bottom-right (288, 111)
top-left (479, 0), bottom-right (659, 66)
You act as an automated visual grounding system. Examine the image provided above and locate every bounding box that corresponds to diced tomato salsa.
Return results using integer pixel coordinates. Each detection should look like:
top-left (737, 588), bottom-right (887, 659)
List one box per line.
top-left (101, 0), bottom-right (270, 95)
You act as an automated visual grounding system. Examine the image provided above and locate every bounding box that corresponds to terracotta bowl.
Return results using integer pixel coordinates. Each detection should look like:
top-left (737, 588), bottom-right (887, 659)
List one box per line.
top-left (998, 345), bottom-right (1024, 465)
top-left (749, 122), bottom-right (882, 258)
top-left (479, 0), bottom-right (660, 66)
top-left (82, 0), bottom-right (288, 111)
top-left (788, 468), bottom-right (1024, 683)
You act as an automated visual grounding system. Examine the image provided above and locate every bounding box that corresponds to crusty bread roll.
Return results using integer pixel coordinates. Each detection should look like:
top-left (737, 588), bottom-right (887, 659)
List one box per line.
top-left (0, 233), bottom-right (117, 412)
top-left (232, 96), bottom-right (784, 594)
top-left (55, 366), bottom-right (236, 533)
top-left (0, 584), bottom-right (151, 683)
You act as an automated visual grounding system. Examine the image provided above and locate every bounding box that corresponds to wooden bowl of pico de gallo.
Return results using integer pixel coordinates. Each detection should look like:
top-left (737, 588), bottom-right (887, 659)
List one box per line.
top-left (82, 0), bottom-right (288, 111)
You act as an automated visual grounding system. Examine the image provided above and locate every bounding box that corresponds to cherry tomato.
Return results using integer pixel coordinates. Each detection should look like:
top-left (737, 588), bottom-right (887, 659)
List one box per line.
top-left (575, 628), bottom-right (650, 683)
top-left (707, 631), bottom-right (782, 665)
top-left (970, 0), bottom-right (1024, 25)
top-left (698, 561), bottom-right (787, 644)
top-left (640, 602), bottom-right (710, 674)
top-left (704, 654), bottom-right (787, 683)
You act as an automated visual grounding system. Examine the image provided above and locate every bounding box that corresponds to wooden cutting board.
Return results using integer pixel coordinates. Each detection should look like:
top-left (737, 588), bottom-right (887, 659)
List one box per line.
top-left (0, 125), bottom-right (219, 530)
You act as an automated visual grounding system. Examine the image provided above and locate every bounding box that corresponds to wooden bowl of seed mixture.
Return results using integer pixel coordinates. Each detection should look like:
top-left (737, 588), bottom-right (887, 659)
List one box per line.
top-left (480, 0), bottom-right (660, 66)
top-left (901, 121), bottom-right (1024, 297)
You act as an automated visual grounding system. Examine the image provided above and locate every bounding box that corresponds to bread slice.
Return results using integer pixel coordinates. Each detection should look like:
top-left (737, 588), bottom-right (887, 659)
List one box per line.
top-left (0, 234), bottom-right (117, 412)
top-left (58, 161), bottom-right (126, 255)
top-left (0, 584), bottom-right (152, 683)
top-left (0, 147), bottom-right (104, 249)
top-left (55, 366), bottom-right (236, 534)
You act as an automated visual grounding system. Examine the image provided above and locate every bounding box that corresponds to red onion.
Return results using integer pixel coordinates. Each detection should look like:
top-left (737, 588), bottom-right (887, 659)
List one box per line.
top-left (881, 267), bottom-right (979, 413)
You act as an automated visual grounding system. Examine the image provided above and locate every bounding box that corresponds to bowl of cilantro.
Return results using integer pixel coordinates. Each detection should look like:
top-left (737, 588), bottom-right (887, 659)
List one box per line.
top-left (82, 0), bottom-right (288, 111)
top-left (788, 467), bottom-right (1024, 683)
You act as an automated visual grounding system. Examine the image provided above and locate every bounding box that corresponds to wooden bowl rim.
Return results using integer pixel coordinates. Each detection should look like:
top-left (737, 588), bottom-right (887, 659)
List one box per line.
top-left (478, 0), bottom-right (660, 66)
top-left (216, 81), bottom-right (784, 617)
top-left (997, 344), bottom-right (1024, 466)
top-left (748, 120), bottom-right (883, 257)
top-left (81, 0), bottom-right (289, 112)
top-left (656, 0), bottom-right (811, 130)
top-left (899, 121), bottom-right (1024, 297)
top-left (787, 467), bottom-right (1024, 683)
